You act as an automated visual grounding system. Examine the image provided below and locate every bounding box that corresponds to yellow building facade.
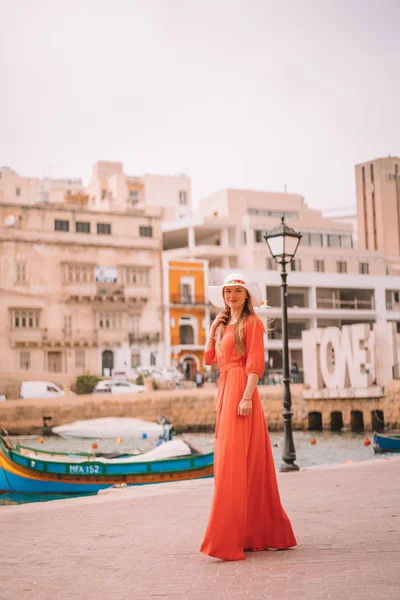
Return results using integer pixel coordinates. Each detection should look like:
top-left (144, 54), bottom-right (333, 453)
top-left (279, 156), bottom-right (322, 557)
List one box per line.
top-left (163, 259), bottom-right (210, 379)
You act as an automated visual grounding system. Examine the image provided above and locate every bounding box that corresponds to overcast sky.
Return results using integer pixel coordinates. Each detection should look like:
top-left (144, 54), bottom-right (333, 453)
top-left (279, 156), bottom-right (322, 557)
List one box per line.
top-left (1, 0), bottom-right (399, 210)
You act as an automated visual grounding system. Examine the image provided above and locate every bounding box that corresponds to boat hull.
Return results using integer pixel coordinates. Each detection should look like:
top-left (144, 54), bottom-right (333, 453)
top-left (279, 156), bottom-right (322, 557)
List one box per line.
top-left (373, 432), bottom-right (400, 453)
top-left (0, 438), bottom-right (214, 495)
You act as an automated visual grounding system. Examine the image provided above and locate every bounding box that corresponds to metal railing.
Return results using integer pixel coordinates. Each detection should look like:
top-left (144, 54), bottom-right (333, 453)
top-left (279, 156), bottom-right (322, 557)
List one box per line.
top-left (170, 337), bottom-right (196, 346)
top-left (263, 371), bottom-right (304, 385)
top-left (268, 325), bottom-right (307, 340)
top-left (316, 298), bottom-right (375, 310)
top-left (171, 294), bottom-right (206, 305)
top-left (97, 285), bottom-right (124, 296)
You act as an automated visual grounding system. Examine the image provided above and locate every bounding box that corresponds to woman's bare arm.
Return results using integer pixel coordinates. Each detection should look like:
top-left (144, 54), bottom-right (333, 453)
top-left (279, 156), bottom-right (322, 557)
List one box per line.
top-left (242, 372), bottom-right (259, 400)
top-left (237, 372), bottom-right (259, 416)
top-left (205, 327), bottom-right (217, 352)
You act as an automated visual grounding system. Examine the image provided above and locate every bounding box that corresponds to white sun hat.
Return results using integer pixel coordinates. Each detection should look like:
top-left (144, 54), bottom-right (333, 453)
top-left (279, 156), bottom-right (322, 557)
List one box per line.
top-left (207, 272), bottom-right (263, 309)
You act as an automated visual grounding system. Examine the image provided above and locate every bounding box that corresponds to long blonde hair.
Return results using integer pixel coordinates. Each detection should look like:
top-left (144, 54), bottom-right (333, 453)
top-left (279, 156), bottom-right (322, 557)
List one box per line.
top-left (215, 291), bottom-right (267, 357)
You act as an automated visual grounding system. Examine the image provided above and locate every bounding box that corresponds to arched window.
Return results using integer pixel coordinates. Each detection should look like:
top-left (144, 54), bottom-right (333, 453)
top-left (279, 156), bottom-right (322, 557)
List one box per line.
top-left (102, 350), bottom-right (114, 376)
top-left (179, 324), bottom-right (194, 345)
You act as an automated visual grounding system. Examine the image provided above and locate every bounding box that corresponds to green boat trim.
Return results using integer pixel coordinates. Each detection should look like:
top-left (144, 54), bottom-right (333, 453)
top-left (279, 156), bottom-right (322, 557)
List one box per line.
top-left (0, 436), bottom-right (214, 478)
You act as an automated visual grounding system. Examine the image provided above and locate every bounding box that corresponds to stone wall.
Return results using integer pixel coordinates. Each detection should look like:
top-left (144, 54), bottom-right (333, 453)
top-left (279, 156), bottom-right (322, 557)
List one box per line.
top-left (383, 380), bottom-right (400, 427)
top-left (0, 385), bottom-right (305, 435)
top-left (0, 383), bottom-right (398, 435)
top-left (305, 391), bottom-right (399, 430)
top-left (305, 397), bottom-right (381, 430)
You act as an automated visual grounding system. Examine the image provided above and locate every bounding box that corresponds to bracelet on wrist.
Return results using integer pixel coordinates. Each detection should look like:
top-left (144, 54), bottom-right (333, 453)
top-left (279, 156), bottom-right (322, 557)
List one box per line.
top-left (241, 398), bottom-right (252, 402)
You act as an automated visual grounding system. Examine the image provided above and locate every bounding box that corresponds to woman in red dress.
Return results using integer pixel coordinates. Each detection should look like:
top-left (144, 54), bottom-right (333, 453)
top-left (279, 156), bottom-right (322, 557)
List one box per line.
top-left (200, 273), bottom-right (297, 561)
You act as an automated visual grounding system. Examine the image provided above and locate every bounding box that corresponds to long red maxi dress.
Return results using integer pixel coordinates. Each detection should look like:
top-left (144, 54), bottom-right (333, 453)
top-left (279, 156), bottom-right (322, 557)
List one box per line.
top-left (200, 316), bottom-right (297, 561)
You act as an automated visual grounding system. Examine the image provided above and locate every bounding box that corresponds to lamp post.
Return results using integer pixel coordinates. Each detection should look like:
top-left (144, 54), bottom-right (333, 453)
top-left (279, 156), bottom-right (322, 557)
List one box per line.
top-left (264, 217), bottom-right (302, 472)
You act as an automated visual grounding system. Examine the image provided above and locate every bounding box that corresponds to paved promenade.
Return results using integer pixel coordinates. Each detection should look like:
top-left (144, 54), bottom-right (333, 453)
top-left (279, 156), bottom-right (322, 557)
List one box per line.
top-left (1, 457), bottom-right (399, 600)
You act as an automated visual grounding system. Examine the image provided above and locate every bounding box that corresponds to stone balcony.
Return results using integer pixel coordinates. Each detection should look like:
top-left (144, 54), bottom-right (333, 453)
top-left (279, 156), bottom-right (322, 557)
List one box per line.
top-left (9, 327), bottom-right (129, 349)
top-left (170, 294), bottom-right (207, 306)
top-left (128, 332), bottom-right (161, 345)
top-left (64, 283), bottom-right (150, 306)
top-left (9, 328), bottom-right (99, 348)
top-left (170, 335), bottom-right (205, 349)
top-left (9, 329), bottom-right (44, 348)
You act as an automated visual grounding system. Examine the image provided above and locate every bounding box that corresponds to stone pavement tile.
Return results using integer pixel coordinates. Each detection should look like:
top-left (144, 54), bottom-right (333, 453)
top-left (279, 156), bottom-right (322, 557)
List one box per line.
top-left (0, 457), bottom-right (399, 600)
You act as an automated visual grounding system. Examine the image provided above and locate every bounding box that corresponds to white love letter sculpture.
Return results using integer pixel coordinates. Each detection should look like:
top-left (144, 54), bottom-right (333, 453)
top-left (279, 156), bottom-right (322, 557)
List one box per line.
top-left (302, 324), bottom-right (374, 390)
top-left (319, 327), bottom-right (347, 389)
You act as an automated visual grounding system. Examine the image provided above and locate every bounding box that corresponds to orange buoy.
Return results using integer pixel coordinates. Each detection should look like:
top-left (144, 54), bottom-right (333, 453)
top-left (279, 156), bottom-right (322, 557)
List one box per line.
top-left (363, 438), bottom-right (371, 446)
top-left (310, 438), bottom-right (317, 445)
top-left (116, 437), bottom-right (123, 444)
top-left (91, 442), bottom-right (98, 449)
top-left (37, 437), bottom-right (45, 444)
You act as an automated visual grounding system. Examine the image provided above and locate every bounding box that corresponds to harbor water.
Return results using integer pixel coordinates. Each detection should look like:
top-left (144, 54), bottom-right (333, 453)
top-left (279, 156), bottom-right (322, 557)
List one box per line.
top-left (0, 430), bottom-right (389, 506)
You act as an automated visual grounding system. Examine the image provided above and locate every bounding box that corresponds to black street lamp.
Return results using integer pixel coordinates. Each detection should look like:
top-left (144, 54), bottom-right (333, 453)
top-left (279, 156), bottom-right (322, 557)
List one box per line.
top-left (264, 216), bottom-right (302, 472)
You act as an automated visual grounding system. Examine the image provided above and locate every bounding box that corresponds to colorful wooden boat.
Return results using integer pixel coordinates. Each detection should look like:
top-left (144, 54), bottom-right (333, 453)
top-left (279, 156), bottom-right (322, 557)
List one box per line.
top-left (372, 432), bottom-right (400, 453)
top-left (0, 435), bottom-right (214, 495)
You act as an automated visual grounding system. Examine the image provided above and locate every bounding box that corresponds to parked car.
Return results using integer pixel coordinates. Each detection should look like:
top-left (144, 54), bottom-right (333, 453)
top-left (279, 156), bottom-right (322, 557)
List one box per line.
top-left (93, 380), bottom-right (144, 394)
top-left (136, 366), bottom-right (185, 383)
top-left (20, 381), bottom-right (65, 399)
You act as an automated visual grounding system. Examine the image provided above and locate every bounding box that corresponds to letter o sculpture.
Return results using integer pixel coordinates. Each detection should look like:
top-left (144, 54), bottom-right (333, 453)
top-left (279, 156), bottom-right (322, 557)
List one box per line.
top-left (319, 327), bottom-right (345, 389)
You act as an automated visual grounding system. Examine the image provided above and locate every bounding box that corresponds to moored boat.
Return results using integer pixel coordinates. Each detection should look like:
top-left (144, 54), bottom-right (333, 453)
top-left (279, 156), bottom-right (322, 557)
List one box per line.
top-left (372, 432), bottom-right (400, 453)
top-left (52, 417), bottom-right (170, 441)
top-left (0, 435), bottom-right (214, 495)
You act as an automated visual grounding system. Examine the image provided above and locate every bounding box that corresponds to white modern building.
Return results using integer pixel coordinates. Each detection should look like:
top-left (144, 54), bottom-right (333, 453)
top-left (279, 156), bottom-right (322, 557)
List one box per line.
top-left (210, 266), bottom-right (400, 382)
top-left (163, 186), bottom-right (400, 380)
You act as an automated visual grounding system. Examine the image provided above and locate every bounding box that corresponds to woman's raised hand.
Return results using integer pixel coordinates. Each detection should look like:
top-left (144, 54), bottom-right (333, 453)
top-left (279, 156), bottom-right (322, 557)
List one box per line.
top-left (210, 310), bottom-right (230, 334)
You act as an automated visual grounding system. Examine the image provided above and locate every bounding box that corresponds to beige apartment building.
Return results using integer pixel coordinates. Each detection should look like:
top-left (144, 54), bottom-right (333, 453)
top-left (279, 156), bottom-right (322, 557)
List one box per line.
top-left (86, 161), bottom-right (192, 221)
top-left (0, 161), bottom-right (193, 386)
top-left (355, 156), bottom-right (400, 270)
top-left (0, 161), bottom-right (192, 220)
top-left (0, 166), bottom-right (85, 206)
top-left (0, 161), bottom-right (192, 387)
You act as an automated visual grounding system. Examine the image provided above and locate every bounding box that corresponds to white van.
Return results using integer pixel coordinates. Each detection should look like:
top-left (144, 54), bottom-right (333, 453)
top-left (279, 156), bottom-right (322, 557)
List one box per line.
top-left (20, 381), bottom-right (65, 399)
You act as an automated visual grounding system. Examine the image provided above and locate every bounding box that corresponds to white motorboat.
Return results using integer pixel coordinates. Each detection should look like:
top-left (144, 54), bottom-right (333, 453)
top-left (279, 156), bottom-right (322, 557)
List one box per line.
top-left (96, 438), bottom-right (193, 463)
top-left (52, 417), bottom-right (167, 440)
